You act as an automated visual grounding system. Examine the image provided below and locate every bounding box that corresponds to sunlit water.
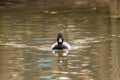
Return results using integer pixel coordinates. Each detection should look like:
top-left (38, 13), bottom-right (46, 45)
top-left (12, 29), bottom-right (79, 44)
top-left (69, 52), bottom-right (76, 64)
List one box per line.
top-left (0, 3), bottom-right (120, 80)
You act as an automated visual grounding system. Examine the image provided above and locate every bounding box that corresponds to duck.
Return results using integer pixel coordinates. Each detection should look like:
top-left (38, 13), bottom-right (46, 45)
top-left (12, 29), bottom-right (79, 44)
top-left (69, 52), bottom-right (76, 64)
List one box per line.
top-left (51, 33), bottom-right (71, 50)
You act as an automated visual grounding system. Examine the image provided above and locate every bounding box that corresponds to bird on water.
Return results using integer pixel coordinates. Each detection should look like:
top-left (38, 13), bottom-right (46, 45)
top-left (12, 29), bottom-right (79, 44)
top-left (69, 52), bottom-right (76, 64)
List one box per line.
top-left (51, 33), bottom-right (71, 50)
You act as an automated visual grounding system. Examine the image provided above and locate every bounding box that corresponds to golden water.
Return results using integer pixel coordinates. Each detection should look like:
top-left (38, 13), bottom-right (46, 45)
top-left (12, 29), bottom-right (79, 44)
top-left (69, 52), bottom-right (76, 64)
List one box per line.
top-left (0, 3), bottom-right (120, 80)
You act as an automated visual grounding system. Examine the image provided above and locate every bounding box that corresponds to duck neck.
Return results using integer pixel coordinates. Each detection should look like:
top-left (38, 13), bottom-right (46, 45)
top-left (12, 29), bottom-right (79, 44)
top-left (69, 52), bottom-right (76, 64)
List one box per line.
top-left (58, 42), bottom-right (63, 45)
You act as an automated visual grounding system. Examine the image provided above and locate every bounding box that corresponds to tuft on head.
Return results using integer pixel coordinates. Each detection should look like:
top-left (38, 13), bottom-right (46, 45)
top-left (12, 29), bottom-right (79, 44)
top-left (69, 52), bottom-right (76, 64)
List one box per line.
top-left (58, 33), bottom-right (62, 37)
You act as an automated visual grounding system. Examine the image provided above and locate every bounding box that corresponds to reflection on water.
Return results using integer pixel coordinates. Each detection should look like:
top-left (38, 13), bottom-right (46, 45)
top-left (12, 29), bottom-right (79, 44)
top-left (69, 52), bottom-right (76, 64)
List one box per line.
top-left (0, 3), bottom-right (120, 80)
top-left (110, 19), bottom-right (120, 80)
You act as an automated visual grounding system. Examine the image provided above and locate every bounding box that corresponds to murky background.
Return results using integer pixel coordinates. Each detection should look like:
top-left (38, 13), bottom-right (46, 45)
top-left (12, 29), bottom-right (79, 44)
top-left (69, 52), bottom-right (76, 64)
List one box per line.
top-left (0, 1), bottom-right (120, 80)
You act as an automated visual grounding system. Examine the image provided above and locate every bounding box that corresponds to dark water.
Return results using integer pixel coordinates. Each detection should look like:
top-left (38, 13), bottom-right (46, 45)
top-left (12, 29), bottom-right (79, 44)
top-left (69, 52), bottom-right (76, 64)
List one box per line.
top-left (0, 3), bottom-right (120, 80)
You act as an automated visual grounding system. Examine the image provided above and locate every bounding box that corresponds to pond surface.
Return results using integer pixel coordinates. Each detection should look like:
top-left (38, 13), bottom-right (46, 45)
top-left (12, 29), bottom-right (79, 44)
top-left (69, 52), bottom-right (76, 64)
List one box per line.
top-left (0, 3), bottom-right (120, 80)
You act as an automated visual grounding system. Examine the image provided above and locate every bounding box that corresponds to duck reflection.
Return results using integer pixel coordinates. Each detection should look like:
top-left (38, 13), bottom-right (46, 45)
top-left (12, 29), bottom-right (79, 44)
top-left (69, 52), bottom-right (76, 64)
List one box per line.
top-left (52, 50), bottom-right (69, 70)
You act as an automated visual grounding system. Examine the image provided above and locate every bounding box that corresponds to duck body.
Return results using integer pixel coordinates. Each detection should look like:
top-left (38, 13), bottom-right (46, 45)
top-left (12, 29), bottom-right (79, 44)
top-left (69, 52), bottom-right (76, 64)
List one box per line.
top-left (51, 42), bottom-right (71, 50)
top-left (51, 33), bottom-right (71, 50)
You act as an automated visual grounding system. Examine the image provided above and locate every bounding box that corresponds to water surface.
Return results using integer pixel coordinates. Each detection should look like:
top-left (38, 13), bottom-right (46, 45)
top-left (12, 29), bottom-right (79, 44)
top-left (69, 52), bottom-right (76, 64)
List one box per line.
top-left (0, 3), bottom-right (120, 80)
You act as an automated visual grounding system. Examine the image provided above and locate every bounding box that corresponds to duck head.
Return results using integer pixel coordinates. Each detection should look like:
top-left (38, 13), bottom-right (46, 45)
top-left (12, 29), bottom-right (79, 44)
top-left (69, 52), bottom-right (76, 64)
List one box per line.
top-left (57, 33), bottom-right (64, 45)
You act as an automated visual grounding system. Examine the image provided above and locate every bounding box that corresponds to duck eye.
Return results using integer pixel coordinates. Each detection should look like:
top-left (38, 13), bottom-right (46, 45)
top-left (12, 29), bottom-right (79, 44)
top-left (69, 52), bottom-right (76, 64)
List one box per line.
top-left (58, 38), bottom-right (62, 42)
